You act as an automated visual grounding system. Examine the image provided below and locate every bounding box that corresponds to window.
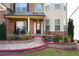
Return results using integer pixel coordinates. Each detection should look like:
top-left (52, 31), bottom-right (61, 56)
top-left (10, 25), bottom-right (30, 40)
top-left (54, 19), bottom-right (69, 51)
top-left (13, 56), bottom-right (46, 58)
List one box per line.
top-left (15, 3), bottom-right (27, 12)
top-left (46, 19), bottom-right (50, 31)
top-left (15, 21), bottom-right (28, 34)
top-left (34, 4), bottom-right (43, 13)
top-left (55, 19), bottom-right (60, 31)
top-left (55, 4), bottom-right (60, 9)
top-left (45, 5), bottom-right (49, 11)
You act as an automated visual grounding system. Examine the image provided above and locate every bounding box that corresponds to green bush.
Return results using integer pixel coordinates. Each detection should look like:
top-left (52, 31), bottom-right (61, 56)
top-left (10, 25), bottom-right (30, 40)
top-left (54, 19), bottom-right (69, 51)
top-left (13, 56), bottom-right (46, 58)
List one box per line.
top-left (53, 34), bottom-right (63, 42)
top-left (0, 22), bottom-right (6, 40)
top-left (47, 38), bottom-right (53, 42)
top-left (77, 40), bottom-right (79, 43)
top-left (59, 38), bottom-right (64, 43)
top-left (68, 19), bottom-right (74, 40)
top-left (66, 35), bottom-right (71, 42)
top-left (53, 38), bottom-right (63, 42)
top-left (53, 38), bottom-right (59, 42)
top-left (44, 34), bottom-right (64, 43)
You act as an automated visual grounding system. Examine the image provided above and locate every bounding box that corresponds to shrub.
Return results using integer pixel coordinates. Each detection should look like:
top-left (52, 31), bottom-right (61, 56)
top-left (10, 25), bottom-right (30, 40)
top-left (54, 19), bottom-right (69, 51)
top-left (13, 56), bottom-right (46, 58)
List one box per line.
top-left (53, 38), bottom-right (59, 42)
top-left (76, 40), bottom-right (79, 43)
top-left (68, 19), bottom-right (74, 40)
top-left (64, 35), bottom-right (73, 43)
top-left (53, 34), bottom-right (63, 42)
top-left (0, 22), bottom-right (6, 40)
top-left (47, 37), bottom-right (53, 42)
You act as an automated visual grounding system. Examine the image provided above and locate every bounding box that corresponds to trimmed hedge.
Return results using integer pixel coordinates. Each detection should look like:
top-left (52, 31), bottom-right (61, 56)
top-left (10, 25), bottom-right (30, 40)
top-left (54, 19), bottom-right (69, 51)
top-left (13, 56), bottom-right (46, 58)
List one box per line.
top-left (0, 22), bottom-right (6, 40)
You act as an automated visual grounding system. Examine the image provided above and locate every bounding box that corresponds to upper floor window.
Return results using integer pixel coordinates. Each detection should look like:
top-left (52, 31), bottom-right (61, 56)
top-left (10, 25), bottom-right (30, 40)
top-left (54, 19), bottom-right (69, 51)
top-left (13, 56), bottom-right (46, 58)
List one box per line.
top-left (15, 3), bottom-right (27, 12)
top-left (55, 19), bottom-right (60, 31)
top-left (45, 5), bottom-right (49, 11)
top-left (46, 19), bottom-right (50, 31)
top-left (34, 4), bottom-right (43, 13)
top-left (55, 4), bottom-right (60, 9)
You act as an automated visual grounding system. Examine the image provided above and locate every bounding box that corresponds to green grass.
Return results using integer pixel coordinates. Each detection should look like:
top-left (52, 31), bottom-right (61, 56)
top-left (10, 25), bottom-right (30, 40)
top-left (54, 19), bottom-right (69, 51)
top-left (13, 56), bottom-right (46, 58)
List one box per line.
top-left (24, 48), bottom-right (79, 56)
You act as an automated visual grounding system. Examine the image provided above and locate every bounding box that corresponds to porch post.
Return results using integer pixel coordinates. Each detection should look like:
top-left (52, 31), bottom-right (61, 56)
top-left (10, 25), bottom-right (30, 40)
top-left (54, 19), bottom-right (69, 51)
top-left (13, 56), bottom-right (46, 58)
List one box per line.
top-left (34, 22), bottom-right (36, 34)
top-left (41, 22), bottom-right (43, 34)
top-left (28, 17), bottom-right (30, 35)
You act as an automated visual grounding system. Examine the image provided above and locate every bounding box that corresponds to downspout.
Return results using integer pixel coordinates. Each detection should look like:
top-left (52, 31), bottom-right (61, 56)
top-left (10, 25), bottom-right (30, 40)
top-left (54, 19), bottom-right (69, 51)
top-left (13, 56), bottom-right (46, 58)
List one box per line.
top-left (66, 3), bottom-right (68, 36)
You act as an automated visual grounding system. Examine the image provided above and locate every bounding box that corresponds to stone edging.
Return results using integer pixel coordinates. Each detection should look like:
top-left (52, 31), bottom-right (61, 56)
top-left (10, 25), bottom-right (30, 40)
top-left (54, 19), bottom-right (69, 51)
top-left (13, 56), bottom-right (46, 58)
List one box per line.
top-left (47, 42), bottom-right (77, 50)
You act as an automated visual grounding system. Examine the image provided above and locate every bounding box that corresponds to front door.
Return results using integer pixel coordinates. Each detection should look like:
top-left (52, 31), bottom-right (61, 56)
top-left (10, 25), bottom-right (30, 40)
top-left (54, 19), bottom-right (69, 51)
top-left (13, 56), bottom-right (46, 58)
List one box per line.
top-left (36, 22), bottom-right (41, 34)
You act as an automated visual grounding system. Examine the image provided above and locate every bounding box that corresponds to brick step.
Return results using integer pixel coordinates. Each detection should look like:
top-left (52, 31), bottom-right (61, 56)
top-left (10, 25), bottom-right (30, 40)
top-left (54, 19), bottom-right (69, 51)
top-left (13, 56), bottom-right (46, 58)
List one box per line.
top-left (0, 44), bottom-right (46, 56)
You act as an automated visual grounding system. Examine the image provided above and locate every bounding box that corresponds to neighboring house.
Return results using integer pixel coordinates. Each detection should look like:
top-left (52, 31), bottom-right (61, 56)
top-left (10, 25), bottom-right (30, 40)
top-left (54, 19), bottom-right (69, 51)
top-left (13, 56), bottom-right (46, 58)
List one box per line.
top-left (0, 3), bottom-right (67, 38)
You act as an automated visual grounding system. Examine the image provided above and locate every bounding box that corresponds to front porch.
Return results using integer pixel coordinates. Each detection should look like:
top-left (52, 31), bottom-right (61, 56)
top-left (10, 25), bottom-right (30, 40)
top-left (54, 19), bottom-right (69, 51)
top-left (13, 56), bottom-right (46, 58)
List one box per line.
top-left (5, 14), bottom-right (45, 40)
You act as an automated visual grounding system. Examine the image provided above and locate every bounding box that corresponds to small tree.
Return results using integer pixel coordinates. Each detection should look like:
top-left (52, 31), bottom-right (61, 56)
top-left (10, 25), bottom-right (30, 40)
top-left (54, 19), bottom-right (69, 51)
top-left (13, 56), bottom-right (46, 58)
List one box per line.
top-left (0, 22), bottom-right (6, 40)
top-left (68, 19), bottom-right (74, 41)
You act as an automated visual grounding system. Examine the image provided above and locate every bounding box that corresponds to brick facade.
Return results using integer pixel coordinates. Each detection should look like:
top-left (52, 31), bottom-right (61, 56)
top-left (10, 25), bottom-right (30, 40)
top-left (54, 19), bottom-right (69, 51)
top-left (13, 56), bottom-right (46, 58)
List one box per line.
top-left (44, 31), bottom-right (67, 38)
top-left (29, 3), bottom-right (34, 13)
top-left (0, 11), bottom-right (5, 22)
top-left (30, 19), bottom-right (34, 34)
top-left (6, 19), bottom-right (14, 34)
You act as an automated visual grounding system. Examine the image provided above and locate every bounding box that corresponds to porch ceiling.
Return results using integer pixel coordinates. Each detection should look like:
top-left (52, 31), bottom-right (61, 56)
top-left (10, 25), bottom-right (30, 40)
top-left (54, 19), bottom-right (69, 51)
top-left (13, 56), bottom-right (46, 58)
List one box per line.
top-left (4, 13), bottom-right (45, 19)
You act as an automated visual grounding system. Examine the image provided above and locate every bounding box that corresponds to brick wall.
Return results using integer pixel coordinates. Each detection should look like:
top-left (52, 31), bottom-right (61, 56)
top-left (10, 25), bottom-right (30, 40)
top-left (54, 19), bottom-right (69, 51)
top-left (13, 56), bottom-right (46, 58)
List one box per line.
top-left (30, 19), bottom-right (34, 34)
top-left (47, 43), bottom-right (77, 50)
top-left (0, 11), bottom-right (5, 22)
top-left (29, 3), bottom-right (34, 13)
top-left (44, 31), bottom-right (67, 38)
top-left (6, 19), bottom-right (14, 34)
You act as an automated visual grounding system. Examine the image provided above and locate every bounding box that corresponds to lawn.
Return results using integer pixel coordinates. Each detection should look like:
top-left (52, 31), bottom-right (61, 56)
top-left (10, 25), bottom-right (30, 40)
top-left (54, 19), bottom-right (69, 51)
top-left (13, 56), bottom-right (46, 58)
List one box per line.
top-left (24, 48), bottom-right (79, 56)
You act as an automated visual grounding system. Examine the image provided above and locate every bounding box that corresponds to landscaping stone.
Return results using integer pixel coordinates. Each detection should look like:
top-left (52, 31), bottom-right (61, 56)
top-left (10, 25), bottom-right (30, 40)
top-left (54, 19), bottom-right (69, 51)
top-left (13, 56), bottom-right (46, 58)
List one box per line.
top-left (47, 42), bottom-right (77, 50)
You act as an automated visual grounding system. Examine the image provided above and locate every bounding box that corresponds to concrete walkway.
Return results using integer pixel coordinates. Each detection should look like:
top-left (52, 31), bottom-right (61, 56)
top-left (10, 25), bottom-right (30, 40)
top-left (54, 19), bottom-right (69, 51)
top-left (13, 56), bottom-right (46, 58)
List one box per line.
top-left (0, 36), bottom-right (45, 51)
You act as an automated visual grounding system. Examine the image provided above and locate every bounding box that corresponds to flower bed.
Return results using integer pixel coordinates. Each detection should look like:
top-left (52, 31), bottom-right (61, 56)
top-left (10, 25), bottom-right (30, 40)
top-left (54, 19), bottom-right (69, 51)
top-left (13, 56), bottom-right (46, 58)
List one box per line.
top-left (47, 42), bottom-right (77, 50)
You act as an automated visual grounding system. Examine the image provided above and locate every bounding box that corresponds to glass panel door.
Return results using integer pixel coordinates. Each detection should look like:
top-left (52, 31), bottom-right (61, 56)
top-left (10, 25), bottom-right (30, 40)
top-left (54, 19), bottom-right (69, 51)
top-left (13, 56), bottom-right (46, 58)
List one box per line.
top-left (36, 22), bottom-right (41, 34)
top-left (14, 21), bottom-right (27, 34)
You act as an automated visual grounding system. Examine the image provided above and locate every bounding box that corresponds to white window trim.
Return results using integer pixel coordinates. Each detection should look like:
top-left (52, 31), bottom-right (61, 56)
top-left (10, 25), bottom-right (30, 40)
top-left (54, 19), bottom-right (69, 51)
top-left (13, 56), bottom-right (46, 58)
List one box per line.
top-left (45, 19), bottom-right (50, 31)
top-left (55, 19), bottom-right (60, 31)
top-left (15, 3), bottom-right (27, 12)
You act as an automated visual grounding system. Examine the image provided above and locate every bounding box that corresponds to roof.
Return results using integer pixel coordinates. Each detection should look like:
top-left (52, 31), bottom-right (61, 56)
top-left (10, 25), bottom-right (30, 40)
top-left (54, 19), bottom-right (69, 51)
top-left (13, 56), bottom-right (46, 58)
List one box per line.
top-left (0, 3), bottom-right (6, 11)
top-left (4, 12), bottom-right (45, 16)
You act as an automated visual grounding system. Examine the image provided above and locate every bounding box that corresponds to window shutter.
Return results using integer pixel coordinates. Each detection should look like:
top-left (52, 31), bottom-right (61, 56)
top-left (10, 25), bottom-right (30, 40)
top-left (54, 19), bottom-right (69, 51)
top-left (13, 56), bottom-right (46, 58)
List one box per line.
top-left (27, 3), bottom-right (29, 12)
top-left (13, 3), bottom-right (15, 12)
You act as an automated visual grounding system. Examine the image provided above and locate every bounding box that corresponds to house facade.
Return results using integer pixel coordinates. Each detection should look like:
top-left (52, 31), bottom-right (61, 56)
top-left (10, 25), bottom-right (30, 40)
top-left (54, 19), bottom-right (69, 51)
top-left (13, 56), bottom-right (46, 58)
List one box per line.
top-left (0, 3), bottom-right (67, 38)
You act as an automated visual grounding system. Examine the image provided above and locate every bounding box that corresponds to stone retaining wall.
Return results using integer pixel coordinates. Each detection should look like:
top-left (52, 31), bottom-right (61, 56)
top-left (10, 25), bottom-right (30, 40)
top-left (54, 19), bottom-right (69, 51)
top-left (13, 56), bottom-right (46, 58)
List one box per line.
top-left (47, 42), bottom-right (77, 50)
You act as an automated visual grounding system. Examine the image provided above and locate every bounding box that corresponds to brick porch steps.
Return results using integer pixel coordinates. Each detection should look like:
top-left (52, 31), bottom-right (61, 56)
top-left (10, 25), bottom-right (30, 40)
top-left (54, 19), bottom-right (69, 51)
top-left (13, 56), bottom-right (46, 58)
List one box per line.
top-left (0, 36), bottom-right (46, 56)
top-left (0, 44), bottom-right (46, 56)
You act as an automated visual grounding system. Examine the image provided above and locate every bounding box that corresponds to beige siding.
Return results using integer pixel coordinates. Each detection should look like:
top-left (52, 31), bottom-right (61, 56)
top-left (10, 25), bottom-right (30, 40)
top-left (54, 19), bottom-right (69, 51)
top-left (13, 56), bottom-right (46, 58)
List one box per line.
top-left (44, 3), bottom-right (67, 31)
